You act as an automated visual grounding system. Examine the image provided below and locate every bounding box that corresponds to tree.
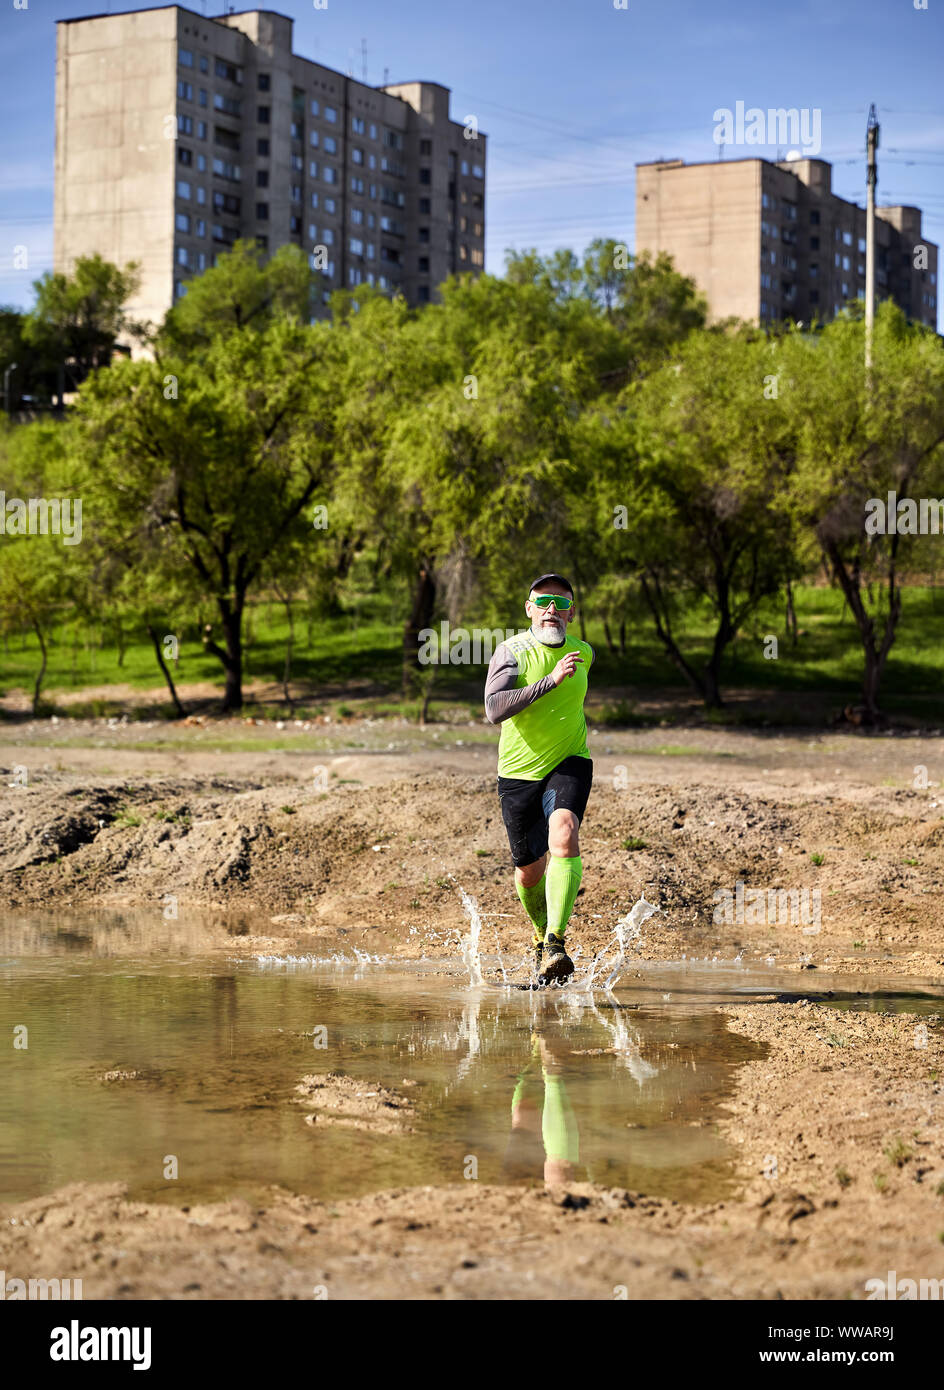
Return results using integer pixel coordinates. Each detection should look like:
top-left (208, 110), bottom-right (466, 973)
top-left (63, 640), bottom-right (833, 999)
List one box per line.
top-left (74, 311), bottom-right (343, 711)
top-left (24, 254), bottom-right (141, 389)
top-left (160, 240), bottom-right (313, 352)
top-left (579, 326), bottom-right (800, 708)
top-left (781, 304), bottom-right (944, 722)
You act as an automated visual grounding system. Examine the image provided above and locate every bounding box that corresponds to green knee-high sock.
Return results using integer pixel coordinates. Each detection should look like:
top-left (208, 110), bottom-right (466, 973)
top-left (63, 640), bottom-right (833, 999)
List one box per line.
top-left (545, 855), bottom-right (582, 939)
top-left (516, 876), bottom-right (547, 945)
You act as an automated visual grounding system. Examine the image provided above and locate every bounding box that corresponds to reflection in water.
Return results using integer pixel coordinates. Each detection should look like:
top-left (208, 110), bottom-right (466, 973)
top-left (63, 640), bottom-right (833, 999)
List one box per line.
top-left (2, 911), bottom-right (941, 1212)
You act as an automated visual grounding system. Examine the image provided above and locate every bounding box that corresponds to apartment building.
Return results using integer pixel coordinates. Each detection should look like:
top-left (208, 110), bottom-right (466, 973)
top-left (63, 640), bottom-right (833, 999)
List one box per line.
top-left (635, 156), bottom-right (938, 329)
top-left (54, 7), bottom-right (487, 328)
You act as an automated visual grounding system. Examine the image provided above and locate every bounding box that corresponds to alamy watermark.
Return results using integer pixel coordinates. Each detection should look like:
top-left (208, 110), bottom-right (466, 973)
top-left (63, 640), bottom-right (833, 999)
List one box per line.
top-left (865, 493), bottom-right (944, 536)
top-left (1, 1272), bottom-right (83, 1300)
top-left (0, 493), bottom-right (83, 545)
top-left (418, 622), bottom-right (517, 666)
top-left (713, 101), bottom-right (822, 157)
top-left (713, 879), bottom-right (821, 932)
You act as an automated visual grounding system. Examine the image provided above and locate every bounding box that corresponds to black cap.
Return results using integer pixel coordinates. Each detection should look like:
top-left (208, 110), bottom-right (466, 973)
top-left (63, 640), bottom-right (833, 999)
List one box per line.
top-left (529, 573), bottom-right (574, 597)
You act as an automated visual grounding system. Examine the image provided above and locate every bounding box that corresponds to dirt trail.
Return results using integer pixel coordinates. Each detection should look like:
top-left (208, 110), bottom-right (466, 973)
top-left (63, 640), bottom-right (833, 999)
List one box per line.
top-left (3, 718), bottom-right (944, 1299)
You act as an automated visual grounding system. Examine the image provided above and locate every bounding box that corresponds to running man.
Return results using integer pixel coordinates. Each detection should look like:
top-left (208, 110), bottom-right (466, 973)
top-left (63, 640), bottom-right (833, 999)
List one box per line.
top-left (484, 573), bottom-right (594, 985)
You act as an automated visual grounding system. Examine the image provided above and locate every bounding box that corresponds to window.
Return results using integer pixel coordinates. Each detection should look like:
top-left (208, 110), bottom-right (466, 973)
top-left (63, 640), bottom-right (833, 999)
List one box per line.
top-left (381, 186), bottom-right (405, 208)
top-left (843, 230), bottom-right (853, 246)
top-left (418, 255), bottom-right (429, 273)
top-left (196, 185), bottom-right (206, 205)
top-left (418, 226), bottom-right (430, 243)
top-left (349, 267), bottom-right (363, 286)
top-left (380, 215), bottom-right (404, 235)
top-left (177, 246), bottom-right (189, 266)
top-left (258, 73), bottom-right (270, 92)
top-left (858, 237), bottom-right (866, 254)
top-left (213, 191), bottom-right (240, 214)
top-left (212, 223), bottom-right (238, 245)
top-left (420, 138), bottom-right (432, 156)
top-left (197, 153), bottom-right (206, 171)
top-left (215, 59), bottom-right (242, 85)
top-left (215, 126), bottom-right (240, 151)
top-left (419, 197), bottom-right (431, 215)
top-left (213, 93), bottom-right (241, 117)
top-left (419, 167), bottom-right (431, 185)
top-left (291, 154), bottom-right (303, 172)
top-left (199, 54), bottom-right (208, 74)
top-left (310, 130), bottom-right (319, 148)
top-left (308, 223), bottom-right (317, 240)
top-left (175, 280), bottom-right (187, 298)
top-left (383, 129), bottom-right (402, 150)
top-left (178, 145), bottom-right (193, 166)
top-left (310, 190), bottom-right (319, 207)
top-left (196, 219), bottom-right (206, 238)
top-left (257, 105), bottom-right (270, 123)
top-left (309, 161), bottom-right (319, 178)
top-left (810, 235), bottom-right (819, 251)
top-left (810, 209), bottom-right (820, 225)
top-left (197, 120), bottom-right (207, 140)
top-left (350, 237), bottom-right (364, 255)
top-left (473, 222), bottom-right (483, 237)
top-left (471, 248), bottom-right (484, 267)
top-left (809, 263), bottom-right (818, 278)
top-left (310, 98), bottom-right (320, 116)
top-left (352, 116), bottom-right (365, 135)
top-left (417, 286), bottom-right (430, 303)
top-left (178, 116), bottom-right (193, 136)
top-left (256, 202), bottom-right (269, 220)
top-left (258, 138), bottom-right (270, 156)
top-left (352, 147), bottom-right (364, 165)
top-left (368, 153), bottom-right (376, 170)
top-left (291, 184), bottom-right (302, 202)
top-left (472, 165), bottom-right (484, 178)
top-left (176, 212), bottom-right (191, 233)
top-left (835, 252), bottom-right (841, 267)
top-left (369, 123), bottom-right (377, 140)
top-left (197, 251), bottom-right (207, 270)
top-left (290, 122), bottom-right (303, 140)
top-left (212, 158), bottom-right (241, 181)
top-left (351, 208), bottom-right (364, 225)
top-left (177, 80), bottom-right (193, 101)
top-left (842, 255), bottom-right (851, 271)
top-left (324, 197), bottom-right (336, 214)
top-left (324, 166), bottom-right (336, 184)
top-left (325, 105), bottom-right (337, 122)
top-left (366, 242), bottom-right (375, 259)
top-left (290, 215), bottom-right (302, 234)
top-left (460, 216), bottom-right (468, 232)
top-left (461, 160), bottom-right (469, 175)
top-left (324, 136), bottom-right (337, 154)
top-left (257, 170), bottom-right (269, 188)
top-left (176, 179), bottom-right (191, 199)
top-left (322, 228), bottom-right (334, 245)
top-left (198, 88), bottom-right (207, 108)
top-left (179, 48), bottom-right (194, 67)
top-left (367, 212), bottom-right (375, 229)
top-left (351, 176), bottom-right (365, 195)
top-left (810, 289), bottom-right (819, 304)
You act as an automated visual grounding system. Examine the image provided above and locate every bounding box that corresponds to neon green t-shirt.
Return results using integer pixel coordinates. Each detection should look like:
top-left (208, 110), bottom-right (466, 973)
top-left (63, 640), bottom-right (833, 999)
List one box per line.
top-left (492, 629), bottom-right (593, 780)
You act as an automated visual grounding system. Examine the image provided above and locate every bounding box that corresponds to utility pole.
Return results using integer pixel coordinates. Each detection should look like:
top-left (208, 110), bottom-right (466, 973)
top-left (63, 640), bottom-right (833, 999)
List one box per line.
top-left (865, 103), bottom-right (879, 373)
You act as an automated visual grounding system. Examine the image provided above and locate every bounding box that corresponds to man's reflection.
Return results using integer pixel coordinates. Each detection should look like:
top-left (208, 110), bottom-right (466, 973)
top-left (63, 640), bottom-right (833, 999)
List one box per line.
top-left (501, 1029), bottom-right (580, 1186)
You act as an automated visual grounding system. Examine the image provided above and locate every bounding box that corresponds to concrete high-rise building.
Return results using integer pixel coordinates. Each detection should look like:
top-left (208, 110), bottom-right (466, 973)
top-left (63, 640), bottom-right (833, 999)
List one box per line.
top-left (54, 6), bottom-right (487, 329)
top-left (636, 156), bottom-right (938, 330)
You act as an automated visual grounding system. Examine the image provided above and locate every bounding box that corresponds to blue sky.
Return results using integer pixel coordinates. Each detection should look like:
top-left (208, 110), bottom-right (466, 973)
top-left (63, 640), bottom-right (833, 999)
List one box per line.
top-left (2, 0), bottom-right (942, 327)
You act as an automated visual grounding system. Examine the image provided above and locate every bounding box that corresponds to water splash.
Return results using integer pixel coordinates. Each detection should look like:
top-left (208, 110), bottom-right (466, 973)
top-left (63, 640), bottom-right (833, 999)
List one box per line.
top-left (582, 896), bottom-right (660, 992)
top-left (254, 950), bottom-right (384, 969)
top-left (458, 887), bottom-right (485, 988)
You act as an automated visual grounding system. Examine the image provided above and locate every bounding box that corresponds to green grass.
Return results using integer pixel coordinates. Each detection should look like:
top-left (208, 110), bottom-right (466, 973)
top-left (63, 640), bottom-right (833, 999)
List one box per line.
top-left (622, 837), bottom-right (648, 851)
top-left (3, 582), bottom-right (944, 717)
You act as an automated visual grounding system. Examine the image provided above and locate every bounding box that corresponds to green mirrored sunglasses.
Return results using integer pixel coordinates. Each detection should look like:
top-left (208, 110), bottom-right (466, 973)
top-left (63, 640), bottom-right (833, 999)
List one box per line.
top-left (530, 593), bottom-right (573, 610)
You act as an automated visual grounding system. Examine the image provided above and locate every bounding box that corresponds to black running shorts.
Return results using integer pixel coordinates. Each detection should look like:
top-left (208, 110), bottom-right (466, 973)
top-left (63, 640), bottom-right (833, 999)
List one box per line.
top-left (497, 755), bottom-right (593, 868)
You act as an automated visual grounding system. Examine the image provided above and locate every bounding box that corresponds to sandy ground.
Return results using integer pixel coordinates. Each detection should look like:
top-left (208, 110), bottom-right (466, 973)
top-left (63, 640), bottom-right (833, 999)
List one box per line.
top-left (2, 714), bottom-right (944, 1298)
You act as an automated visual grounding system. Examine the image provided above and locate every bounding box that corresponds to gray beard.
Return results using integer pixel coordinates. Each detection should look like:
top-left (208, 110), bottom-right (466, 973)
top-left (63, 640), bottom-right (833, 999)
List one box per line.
top-left (532, 619), bottom-right (565, 645)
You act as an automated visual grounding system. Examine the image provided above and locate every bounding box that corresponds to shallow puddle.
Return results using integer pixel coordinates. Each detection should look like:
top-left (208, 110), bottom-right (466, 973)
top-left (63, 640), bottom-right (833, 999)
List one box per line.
top-left (2, 912), bottom-right (942, 1211)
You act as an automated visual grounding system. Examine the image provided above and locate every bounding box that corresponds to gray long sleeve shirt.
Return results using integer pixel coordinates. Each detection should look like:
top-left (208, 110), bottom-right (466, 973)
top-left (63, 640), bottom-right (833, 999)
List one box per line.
top-left (484, 631), bottom-right (561, 724)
